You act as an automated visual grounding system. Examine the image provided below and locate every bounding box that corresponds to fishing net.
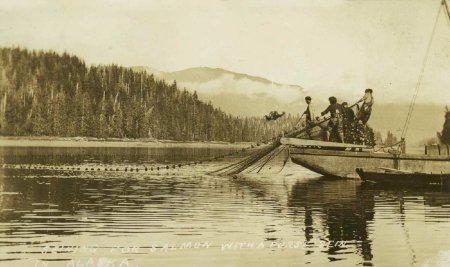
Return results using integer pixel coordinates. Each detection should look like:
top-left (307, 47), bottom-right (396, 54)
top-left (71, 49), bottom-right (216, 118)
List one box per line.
top-left (210, 107), bottom-right (376, 176)
top-left (210, 117), bottom-right (330, 176)
top-left (210, 140), bottom-right (284, 176)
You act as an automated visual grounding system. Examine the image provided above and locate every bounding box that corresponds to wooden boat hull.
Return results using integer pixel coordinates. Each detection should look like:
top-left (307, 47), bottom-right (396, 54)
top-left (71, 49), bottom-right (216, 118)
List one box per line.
top-left (356, 168), bottom-right (450, 185)
top-left (289, 147), bottom-right (450, 179)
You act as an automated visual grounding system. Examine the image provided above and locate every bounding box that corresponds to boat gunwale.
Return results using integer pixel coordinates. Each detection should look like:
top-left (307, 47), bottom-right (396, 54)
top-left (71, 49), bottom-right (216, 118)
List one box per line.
top-left (288, 147), bottom-right (450, 161)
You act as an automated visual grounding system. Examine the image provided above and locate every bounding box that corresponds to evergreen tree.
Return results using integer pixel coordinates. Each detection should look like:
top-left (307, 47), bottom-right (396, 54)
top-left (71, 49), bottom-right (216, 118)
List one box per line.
top-left (385, 131), bottom-right (398, 146)
top-left (439, 106), bottom-right (450, 145)
top-left (0, 47), bottom-right (303, 142)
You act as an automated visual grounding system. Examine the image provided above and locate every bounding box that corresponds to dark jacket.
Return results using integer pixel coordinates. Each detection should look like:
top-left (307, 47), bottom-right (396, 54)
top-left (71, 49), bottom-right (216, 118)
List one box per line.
top-left (343, 107), bottom-right (355, 121)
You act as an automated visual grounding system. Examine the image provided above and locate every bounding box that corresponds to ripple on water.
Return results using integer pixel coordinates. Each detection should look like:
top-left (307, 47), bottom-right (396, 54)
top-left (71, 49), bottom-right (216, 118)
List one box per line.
top-left (1, 146), bottom-right (450, 266)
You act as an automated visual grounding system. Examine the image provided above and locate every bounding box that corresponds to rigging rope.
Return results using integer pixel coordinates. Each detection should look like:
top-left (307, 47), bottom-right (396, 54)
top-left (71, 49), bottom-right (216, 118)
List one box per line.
top-left (210, 100), bottom-right (363, 176)
top-left (256, 145), bottom-right (287, 173)
top-left (401, 2), bottom-right (443, 139)
top-left (443, 0), bottom-right (450, 28)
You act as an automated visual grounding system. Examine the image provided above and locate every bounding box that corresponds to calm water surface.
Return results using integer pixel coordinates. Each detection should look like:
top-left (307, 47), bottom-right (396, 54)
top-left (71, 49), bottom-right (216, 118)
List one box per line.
top-left (0, 146), bottom-right (450, 267)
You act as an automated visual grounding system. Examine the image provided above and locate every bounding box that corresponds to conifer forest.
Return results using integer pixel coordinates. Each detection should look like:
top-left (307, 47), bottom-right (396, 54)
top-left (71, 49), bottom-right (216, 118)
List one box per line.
top-left (0, 47), bottom-right (299, 142)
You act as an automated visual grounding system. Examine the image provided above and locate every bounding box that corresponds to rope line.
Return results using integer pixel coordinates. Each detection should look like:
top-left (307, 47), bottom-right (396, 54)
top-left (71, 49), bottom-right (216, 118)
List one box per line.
top-left (443, 0), bottom-right (450, 28)
top-left (256, 145), bottom-right (288, 173)
top-left (1, 100), bottom-right (365, 176)
top-left (401, 2), bottom-right (443, 139)
top-left (209, 99), bottom-right (368, 176)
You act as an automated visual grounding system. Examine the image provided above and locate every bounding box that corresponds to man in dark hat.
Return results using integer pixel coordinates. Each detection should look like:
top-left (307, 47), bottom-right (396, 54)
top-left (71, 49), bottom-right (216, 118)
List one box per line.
top-left (357, 88), bottom-right (374, 125)
top-left (321, 96), bottom-right (344, 142)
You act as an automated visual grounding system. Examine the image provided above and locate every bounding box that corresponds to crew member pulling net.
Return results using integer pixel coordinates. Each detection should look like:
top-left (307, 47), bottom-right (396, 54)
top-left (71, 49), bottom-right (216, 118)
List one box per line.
top-left (210, 96), bottom-right (377, 176)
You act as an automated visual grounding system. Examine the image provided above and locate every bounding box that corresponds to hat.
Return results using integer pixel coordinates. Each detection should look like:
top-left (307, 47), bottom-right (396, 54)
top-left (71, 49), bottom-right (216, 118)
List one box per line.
top-left (365, 88), bottom-right (373, 93)
top-left (305, 96), bottom-right (311, 101)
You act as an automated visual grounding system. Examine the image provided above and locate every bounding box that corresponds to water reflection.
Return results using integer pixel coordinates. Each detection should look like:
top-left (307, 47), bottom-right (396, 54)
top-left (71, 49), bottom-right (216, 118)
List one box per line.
top-left (235, 172), bottom-right (450, 266)
top-left (0, 147), bottom-right (450, 266)
top-left (288, 178), bottom-right (375, 263)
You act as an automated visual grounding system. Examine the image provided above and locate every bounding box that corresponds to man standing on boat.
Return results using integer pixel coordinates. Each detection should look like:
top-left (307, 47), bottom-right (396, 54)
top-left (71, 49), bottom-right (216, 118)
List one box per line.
top-left (320, 96), bottom-right (344, 142)
top-left (303, 96), bottom-right (316, 138)
top-left (357, 88), bottom-right (374, 125)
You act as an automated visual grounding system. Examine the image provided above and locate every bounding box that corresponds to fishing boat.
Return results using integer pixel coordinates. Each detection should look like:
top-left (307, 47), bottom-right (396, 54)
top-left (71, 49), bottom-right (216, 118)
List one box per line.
top-left (356, 168), bottom-right (450, 186)
top-left (281, 138), bottom-right (450, 179)
top-left (281, 0), bottom-right (450, 179)
top-left (212, 0), bottom-right (450, 179)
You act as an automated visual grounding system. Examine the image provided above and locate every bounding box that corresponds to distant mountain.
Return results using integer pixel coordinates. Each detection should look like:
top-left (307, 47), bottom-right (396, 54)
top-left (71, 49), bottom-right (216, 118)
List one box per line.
top-left (133, 66), bottom-right (448, 145)
top-left (131, 66), bottom-right (165, 78)
top-left (132, 66), bottom-right (306, 116)
top-left (0, 47), bottom-right (299, 142)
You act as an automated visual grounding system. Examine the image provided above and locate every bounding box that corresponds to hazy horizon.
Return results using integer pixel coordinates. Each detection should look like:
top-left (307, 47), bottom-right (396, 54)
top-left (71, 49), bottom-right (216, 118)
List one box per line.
top-left (1, 0), bottom-right (449, 106)
top-left (1, 0), bottom-right (449, 145)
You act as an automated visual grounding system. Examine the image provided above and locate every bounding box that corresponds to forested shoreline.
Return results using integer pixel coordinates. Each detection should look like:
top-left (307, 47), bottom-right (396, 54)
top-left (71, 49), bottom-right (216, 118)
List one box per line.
top-left (0, 47), bottom-right (299, 142)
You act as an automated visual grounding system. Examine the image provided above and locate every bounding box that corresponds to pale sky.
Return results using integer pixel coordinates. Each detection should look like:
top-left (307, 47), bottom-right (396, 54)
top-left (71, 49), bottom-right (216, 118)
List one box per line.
top-left (1, 0), bottom-right (449, 104)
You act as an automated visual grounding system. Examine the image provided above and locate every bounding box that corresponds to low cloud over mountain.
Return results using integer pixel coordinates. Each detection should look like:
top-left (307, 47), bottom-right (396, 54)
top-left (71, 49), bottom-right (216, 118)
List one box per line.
top-left (132, 66), bottom-right (306, 116)
top-left (133, 66), bottom-right (447, 145)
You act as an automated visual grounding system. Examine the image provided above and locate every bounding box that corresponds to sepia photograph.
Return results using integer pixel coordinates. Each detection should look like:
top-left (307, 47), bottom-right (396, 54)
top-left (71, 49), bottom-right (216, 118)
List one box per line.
top-left (1, 0), bottom-right (450, 266)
